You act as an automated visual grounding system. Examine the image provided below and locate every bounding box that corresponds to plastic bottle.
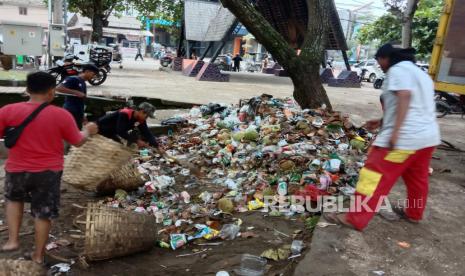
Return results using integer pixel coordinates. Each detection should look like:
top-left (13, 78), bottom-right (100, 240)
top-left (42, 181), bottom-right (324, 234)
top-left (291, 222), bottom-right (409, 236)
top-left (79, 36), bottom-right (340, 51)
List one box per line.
top-left (291, 240), bottom-right (304, 254)
top-left (219, 224), bottom-right (240, 240)
top-left (234, 254), bottom-right (267, 276)
top-left (277, 181), bottom-right (287, 196)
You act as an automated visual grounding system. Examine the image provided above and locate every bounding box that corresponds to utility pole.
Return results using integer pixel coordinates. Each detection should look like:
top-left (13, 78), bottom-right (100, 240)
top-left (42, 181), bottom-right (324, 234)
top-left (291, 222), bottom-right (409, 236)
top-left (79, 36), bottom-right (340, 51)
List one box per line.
top-left (53, 0), bottom-right (64, 24)
top-left (63, 0), bottom-right (68, 46)
top-left (47, 0), bottom-right (52, 68)
top-left (48, 0), bottom-right (65, 67)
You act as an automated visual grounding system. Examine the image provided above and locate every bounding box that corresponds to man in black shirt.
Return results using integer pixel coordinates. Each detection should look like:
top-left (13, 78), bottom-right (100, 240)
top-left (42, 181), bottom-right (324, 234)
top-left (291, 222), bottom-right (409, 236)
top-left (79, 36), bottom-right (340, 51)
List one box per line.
top-left (232, 54), bottom-right (243, 72)
top-left (97, 102), bottom-right (160, 149)
top-left (56, 64), bottom-right (99, 129)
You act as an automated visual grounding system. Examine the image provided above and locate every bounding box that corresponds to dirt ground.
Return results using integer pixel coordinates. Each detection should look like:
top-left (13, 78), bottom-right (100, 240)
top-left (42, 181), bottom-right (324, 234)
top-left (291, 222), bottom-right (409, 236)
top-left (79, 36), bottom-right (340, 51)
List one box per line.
top-left (0, 60), bottom-right (464, 275)
top-left (0, 162), bottom-right (312, 275)
top-left (294, 144), bottom-right (465, 276)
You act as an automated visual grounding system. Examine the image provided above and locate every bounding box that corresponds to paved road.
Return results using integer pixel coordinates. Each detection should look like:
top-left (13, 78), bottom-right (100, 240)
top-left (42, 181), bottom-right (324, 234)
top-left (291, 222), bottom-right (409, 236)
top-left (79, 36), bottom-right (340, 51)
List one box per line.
top-left (1, 59), bottom-right (382, 120)
top-left (91, 59), bottom-right (382, 118)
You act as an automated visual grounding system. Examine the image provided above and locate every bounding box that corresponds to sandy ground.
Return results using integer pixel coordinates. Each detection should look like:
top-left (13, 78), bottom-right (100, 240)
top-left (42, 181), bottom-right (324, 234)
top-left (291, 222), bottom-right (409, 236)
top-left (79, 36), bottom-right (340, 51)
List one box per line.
top-left (0, 59), bottom-right (464, 275)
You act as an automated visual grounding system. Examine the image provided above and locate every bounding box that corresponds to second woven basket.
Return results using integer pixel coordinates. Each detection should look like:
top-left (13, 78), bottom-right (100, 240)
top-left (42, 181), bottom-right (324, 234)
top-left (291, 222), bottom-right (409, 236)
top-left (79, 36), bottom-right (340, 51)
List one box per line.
top-left (63, 135), bottom-right (133, 192)
top-left (73, 203), bottom-right (158, 261)
top-left (97, 161), bottom-right (146, 194)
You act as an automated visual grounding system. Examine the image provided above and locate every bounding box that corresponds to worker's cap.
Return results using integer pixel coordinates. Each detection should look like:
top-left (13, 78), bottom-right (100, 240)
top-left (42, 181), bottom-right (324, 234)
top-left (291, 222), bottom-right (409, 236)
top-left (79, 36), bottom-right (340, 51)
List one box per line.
top-left (138, 102), bottom-right (156, 118)
top-left (82, 63), bottom-right (100, 74)
top-left (374, 43), bottom-right (415, 59)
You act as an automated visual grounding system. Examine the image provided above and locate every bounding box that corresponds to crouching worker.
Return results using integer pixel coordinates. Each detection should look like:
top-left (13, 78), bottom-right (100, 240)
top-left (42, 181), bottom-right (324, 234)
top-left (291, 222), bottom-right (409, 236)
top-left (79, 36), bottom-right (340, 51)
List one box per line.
top-left (0, 72), bottom-right (98, 264)
top-left (97, 102), bottom-right (162, 150)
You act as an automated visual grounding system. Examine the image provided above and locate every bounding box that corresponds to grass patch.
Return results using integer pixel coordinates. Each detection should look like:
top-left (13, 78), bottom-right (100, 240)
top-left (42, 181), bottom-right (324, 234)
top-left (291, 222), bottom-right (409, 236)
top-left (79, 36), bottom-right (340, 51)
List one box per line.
top-left (305, 215), bottom-right (320, 233)
top-left (0, 70), bottom-right (28, 81)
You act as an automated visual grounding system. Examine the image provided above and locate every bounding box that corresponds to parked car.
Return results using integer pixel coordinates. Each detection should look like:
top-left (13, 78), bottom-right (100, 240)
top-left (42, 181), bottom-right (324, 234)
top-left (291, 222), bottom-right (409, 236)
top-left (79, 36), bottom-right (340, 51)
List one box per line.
top-left (353, 60), bottom-right (383, 83)
top-left (213, 55), bottom-right (230, 71)
top-left (416, 63), bottom-right (429, 72)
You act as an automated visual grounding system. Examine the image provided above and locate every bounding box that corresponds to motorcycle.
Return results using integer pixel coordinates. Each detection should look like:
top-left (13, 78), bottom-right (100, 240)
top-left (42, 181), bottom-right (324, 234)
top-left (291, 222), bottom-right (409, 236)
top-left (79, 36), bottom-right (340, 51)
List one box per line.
top-left (47, 55), bottom-right (81, 84)
top-left (160, 54), bottom-right (173, 67)
top-left (358, 69), bottom-right (368, 83)
top-left (435, 91), bottom-right (465, 118)
top-left (87, 47), bottom-right (112, 86)
top-left (109, 43), bottom-right (123, 69)
top-left (373, 77), bottom-right (384, 89)
top-left (47, 48), bottom-right (112, 86)
top-left (245, 61), bottom-right (261, 72)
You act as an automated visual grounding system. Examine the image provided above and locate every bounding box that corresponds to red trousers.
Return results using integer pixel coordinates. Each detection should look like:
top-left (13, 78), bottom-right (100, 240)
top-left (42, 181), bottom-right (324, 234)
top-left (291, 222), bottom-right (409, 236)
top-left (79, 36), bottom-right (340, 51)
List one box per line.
top-left (346, 146), bottom-right (435, 231)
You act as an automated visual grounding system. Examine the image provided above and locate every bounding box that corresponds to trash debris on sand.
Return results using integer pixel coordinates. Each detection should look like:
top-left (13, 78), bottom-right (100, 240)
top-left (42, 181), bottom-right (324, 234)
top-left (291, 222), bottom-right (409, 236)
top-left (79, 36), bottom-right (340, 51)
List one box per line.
top-left (72, 95), bottom-right (371, 265)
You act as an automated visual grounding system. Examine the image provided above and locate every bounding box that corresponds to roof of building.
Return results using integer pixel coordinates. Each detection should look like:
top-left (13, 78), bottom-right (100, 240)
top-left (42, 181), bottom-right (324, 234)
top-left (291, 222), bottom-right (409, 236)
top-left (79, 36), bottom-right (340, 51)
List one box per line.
top-left (68, 25), bottom-right (153, 37)
top-left (255, 0), bottom-right (348, 50)
top-left (0, 0), bottom-right (46, 7)
top-left (68, 14), bottom-right (142, 30)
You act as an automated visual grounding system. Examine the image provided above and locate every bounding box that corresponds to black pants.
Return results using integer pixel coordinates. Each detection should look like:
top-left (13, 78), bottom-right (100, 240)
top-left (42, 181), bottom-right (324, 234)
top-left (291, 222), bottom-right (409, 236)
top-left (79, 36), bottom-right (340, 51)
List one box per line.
top-left (135, 54), bottom-right (144, 61)
top-left (233, 64), bottom-right (240, 72)
top-left (64, 105), bottom-right (84, 130)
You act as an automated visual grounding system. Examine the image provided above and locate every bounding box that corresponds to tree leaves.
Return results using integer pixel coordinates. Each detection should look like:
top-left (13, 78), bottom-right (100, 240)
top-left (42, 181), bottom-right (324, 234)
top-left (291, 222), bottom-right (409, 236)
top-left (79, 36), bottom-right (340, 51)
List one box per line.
top-left (357, 0), bottom-right (442, 59)
top-left (67, 0), bottom-right (184, 42)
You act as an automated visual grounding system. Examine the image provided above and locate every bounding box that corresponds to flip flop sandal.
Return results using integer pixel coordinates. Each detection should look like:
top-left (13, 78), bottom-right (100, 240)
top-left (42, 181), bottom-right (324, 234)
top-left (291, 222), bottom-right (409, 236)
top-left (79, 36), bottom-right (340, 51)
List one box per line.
top-left (323, 213), bottom-right (356, 230)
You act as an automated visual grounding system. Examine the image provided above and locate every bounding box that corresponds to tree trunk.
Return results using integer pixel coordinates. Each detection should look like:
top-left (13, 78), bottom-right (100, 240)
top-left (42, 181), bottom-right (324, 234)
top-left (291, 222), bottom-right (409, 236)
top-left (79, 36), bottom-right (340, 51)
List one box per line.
top-left (401, 0), bottom-right (419, 48)
top-left (177, 20), bottom-right (185, 57)
top-left (91, 15), bottom-right (104, 42)
top-left (221, 0), bottom-right (332, 109)
top-left (91, 0), bottom-right (104, 43)
top-left (289, 63), bottom-right (331, 109)
top-left (401, 18), bottom-right (413, 48)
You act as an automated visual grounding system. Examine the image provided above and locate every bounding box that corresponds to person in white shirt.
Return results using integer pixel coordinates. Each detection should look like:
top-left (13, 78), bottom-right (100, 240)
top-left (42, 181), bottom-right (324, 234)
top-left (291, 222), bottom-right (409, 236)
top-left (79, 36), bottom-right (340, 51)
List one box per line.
top-left (325, 43), bottom-right (440, 231)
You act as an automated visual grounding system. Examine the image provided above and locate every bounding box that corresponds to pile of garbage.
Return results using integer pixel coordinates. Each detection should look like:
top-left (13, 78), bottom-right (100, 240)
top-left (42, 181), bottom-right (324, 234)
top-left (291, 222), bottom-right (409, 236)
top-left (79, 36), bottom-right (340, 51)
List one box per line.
top-left (99, 94), bottom-right (371, 252)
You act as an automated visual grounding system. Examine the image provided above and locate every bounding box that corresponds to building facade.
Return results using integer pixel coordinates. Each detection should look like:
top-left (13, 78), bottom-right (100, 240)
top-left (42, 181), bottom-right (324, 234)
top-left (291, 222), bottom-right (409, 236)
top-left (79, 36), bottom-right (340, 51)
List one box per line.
top-left (0, 0), bottom-right (48, 28)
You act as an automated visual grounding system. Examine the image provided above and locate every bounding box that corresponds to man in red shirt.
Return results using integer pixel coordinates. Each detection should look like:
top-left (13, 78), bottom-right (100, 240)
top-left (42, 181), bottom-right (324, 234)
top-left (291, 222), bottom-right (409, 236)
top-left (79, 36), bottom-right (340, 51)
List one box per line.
top-left (0, 72), bottom-right (98, 264)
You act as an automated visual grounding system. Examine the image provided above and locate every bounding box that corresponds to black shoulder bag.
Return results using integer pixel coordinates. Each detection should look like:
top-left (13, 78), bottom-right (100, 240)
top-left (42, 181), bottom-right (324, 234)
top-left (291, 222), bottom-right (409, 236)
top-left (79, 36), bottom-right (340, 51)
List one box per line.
top-left (3, 102), bottom-right (49, 149)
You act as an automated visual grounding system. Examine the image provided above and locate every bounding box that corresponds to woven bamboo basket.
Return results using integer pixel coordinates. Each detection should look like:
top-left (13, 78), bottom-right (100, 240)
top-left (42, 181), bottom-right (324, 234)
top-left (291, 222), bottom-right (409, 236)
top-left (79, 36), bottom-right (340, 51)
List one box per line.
top-left (96, 161), bottom-right (146, 195)
top-left (0, 259), bottom-right (46, 276)
top-left (72, 203), bottom-right (157, 261)
top-left (63, 135), bottom-right (133, 191)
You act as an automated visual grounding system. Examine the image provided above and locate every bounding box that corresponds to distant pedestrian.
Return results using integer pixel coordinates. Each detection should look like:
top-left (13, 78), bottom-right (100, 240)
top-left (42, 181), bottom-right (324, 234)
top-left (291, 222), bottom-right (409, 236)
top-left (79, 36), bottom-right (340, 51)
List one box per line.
top-left (325, 44), bottom-right (441, 231)
top-left (262, 54), bottom-right (269, 71)
top-left (225, 53), bottom-right (232, 71)
top-left (232, 54), bottom-right (243, 72)
top-left (191, 51), bottom-right (198, 60)
top-left (135, 45), bottom-right (144, 61)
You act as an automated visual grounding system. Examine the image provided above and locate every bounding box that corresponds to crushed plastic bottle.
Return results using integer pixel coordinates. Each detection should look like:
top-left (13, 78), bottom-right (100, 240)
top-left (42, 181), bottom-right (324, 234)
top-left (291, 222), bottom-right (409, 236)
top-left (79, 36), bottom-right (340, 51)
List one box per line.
top-left (225, 178), bottom-right (238, 190)
top-left (219, 224), bottom-right (240, 240)
top-left (291, 240), bottom-right (304, 254)
top-left (277, 181), bottom-right (288, 196)
top-left (234, 254), bottom-right (267, 276)
top-left (312, 116), bottom-right (324, 128)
